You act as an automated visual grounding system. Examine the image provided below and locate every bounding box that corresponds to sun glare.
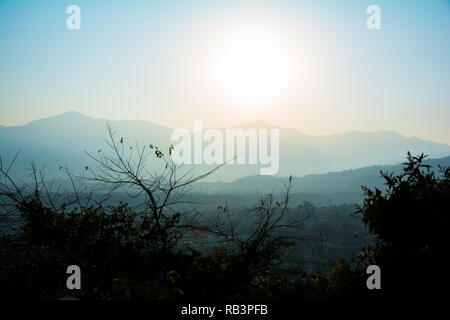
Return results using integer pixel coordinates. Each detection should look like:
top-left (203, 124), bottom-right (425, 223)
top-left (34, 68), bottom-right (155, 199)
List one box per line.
top-left (208, 28), bottom-right (298, 109)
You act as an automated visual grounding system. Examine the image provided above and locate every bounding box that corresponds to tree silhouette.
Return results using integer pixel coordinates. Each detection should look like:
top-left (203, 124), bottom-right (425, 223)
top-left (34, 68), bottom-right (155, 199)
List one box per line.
top-left (0, 124), bottom-right (309, 299)
top-left (357, 152), bottom-right (450, 296)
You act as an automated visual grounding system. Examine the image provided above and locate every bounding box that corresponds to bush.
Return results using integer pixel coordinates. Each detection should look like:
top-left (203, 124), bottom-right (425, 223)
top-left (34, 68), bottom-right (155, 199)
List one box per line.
top-left (356, 153), bottom-right (450, 296)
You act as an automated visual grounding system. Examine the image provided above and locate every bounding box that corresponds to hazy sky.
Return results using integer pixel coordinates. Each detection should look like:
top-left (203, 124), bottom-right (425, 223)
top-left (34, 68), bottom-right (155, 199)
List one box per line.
top-left (1, 0), bottom-right (449, 143)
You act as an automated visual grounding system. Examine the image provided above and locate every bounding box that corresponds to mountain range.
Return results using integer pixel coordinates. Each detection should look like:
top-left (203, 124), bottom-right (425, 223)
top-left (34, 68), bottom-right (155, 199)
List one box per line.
top-left (192, 156), bottom-right (450, 204)
top-left (1, 111), bottom-right (449, 182)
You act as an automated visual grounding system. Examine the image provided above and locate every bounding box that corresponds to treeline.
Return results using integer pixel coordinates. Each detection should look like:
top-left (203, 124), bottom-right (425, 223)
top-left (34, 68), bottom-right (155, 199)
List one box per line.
top-left (0, 126), bottom-right (447, 300)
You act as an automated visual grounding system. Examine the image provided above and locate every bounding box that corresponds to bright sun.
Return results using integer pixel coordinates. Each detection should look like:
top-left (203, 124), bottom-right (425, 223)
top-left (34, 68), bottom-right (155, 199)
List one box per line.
top-left (209, 28), bottom-right (297, 108)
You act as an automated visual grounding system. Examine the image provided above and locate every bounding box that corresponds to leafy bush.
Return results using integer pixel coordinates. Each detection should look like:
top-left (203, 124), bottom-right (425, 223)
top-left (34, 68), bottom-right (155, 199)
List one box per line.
top-left (357, 153), bottom-right (449, 295)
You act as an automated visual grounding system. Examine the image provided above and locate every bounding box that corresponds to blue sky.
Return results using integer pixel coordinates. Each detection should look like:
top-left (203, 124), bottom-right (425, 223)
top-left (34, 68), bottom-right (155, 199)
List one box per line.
top-left (0, 0), bottom-right (449, 143)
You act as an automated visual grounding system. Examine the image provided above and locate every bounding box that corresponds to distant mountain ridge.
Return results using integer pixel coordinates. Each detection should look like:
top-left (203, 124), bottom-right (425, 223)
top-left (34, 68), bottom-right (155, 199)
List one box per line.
top-left (1, 111), bottom-right (449, 182)
top-left (193, 156), bottom-right (450, 195)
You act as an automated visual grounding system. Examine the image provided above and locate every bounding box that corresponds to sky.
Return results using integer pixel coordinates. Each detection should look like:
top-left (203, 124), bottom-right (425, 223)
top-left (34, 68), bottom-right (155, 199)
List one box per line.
top-left (0, 0), bottom-right (449, 143)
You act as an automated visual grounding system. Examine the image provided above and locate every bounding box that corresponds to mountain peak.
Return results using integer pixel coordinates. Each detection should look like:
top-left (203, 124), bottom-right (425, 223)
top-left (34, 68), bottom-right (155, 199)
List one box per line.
top-left (55, 110), bottom-right (93, 119)
top-left (25, 110), bottom-right (97, 127)
top-left (62, 110), bottom-right (81, 115)
top-left (337, 129), bottom-right (404, 138)
top-left (236, 119), bottom-right (281, 129)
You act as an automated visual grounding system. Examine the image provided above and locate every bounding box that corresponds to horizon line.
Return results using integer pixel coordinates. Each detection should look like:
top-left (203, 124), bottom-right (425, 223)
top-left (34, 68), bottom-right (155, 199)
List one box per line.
top-left (1, 109), bottom-right (449, 146)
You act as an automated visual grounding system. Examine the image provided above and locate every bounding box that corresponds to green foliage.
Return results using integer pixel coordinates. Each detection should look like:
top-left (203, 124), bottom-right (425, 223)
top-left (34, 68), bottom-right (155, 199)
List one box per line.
top-left (0, 188), bottom-right (300, 299)
top-left (2, 151), bottom-right (446, 300)
top-left (357, 152), bottom-right (450, 294)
